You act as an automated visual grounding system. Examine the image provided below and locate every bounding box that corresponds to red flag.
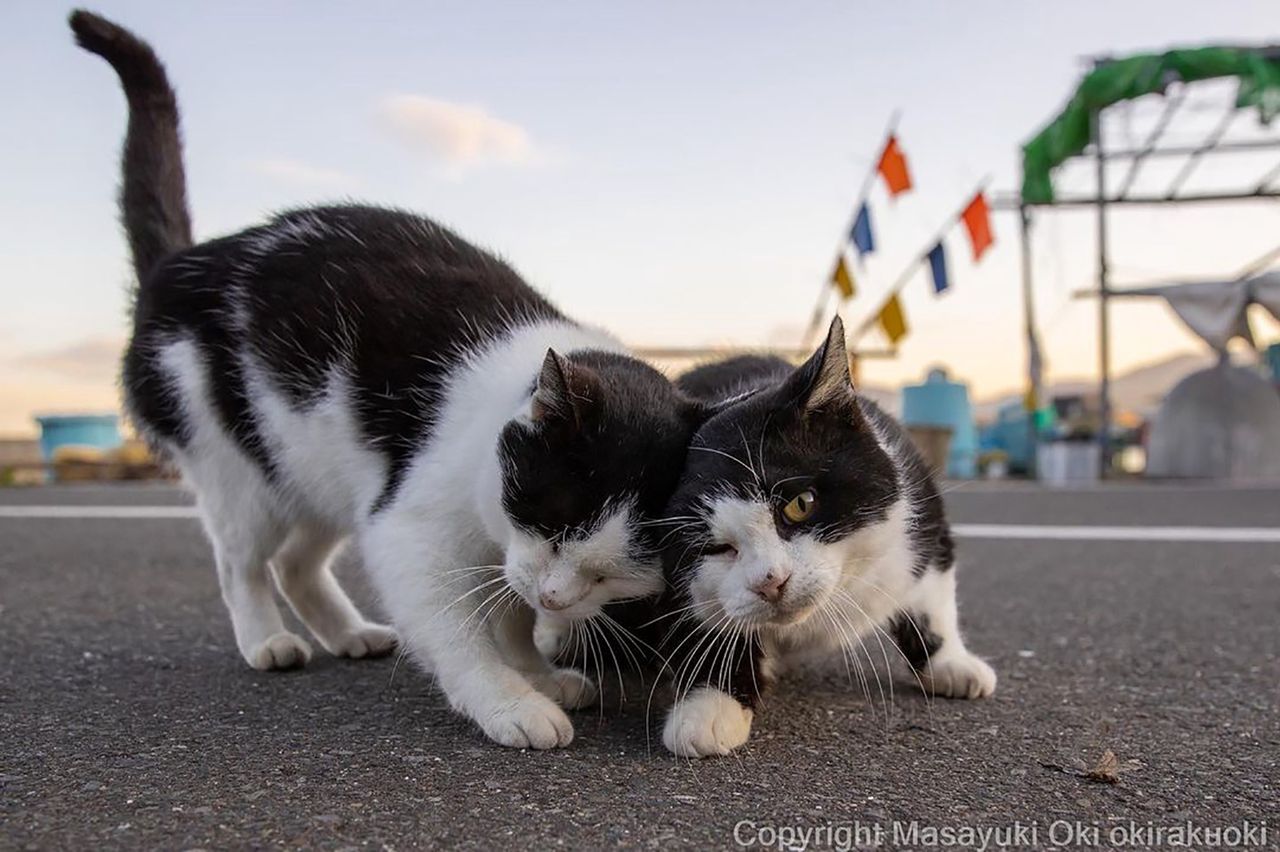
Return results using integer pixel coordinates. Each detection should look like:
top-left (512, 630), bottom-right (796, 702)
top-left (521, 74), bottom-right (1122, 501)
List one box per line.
top-left (961, 192), bottom-right (994, 261)
top-left (877, 136), bottom-right (913, 197)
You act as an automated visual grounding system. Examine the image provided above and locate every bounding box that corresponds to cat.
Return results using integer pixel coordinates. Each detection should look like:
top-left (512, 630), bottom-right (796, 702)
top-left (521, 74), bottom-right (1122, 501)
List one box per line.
top-left (649, 317), bottom-right (996, 757)
top-left (71, 10), bottom-right (711, 750)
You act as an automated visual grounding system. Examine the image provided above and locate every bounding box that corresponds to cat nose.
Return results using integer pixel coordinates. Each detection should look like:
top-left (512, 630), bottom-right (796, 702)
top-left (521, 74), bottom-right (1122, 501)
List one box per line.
top-left (539, 591), bottom-right (571, 611)
top-left (751, 570), bottom-right (791, 603)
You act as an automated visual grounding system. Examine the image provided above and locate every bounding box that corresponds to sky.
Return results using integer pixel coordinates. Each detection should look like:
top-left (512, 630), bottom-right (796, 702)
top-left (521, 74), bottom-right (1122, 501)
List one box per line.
top-left (3, 1), bottom-right (1280, 435)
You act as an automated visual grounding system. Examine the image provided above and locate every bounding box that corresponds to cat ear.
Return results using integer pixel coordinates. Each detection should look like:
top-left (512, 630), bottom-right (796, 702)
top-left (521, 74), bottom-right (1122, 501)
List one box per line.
top-left (798, 316), bottom-right (859, 415)
top-left (531, 349), bottom-right (598, 430)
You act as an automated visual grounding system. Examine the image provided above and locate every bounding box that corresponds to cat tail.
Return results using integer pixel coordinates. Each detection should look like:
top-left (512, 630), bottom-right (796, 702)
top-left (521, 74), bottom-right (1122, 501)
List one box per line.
top-left (70, 10), bottom-right (193, 282)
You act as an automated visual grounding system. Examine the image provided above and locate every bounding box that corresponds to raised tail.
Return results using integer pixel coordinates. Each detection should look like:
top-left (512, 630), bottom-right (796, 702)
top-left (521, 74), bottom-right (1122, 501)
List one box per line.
top-left (70, 9), bottom-right (193, 281)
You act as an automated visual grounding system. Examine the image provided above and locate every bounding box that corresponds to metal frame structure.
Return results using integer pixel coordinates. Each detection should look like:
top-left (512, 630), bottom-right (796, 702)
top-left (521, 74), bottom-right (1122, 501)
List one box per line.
top-left (993, 54), bottom-right (1280, 476)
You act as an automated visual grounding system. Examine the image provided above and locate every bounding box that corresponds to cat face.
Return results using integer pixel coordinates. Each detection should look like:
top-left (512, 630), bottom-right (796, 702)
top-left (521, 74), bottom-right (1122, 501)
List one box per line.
top-left (498, 349), bottom-right (706, 620)
top-left (662, 321), bottom-right (901, 636)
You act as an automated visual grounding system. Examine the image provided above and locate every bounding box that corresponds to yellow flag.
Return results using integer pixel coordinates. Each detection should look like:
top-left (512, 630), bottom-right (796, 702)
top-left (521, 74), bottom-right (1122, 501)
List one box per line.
top-left (830, 256), bottom-right (856, 300)
top-left (878, 294), bottom-right (908, 344)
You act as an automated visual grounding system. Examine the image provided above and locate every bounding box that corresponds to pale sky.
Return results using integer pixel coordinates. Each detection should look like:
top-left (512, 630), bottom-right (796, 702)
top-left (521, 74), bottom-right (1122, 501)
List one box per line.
top-left (3, 1), bottom-right (1280, 435)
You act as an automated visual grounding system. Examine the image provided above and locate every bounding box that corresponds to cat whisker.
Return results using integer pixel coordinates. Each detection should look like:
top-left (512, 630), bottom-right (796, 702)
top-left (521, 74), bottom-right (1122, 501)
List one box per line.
top-left (839, 579), bottom-right (937, 715)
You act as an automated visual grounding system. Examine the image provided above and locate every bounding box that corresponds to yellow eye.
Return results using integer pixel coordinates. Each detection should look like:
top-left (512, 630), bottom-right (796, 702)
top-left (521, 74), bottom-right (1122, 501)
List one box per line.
top-left (781, 489), bottom-right (818, 524)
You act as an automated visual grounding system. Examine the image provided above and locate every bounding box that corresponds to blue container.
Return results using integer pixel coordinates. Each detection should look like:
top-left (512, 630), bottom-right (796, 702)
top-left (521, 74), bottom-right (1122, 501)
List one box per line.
top-left (901, 369), bottom-right (976, 478)
top-left (988, 402), bottom-right (1034, 473)
top-left (34, 414), bottom-right (123, 461)
top-left (1266, 342), bottom-right (1280, 385)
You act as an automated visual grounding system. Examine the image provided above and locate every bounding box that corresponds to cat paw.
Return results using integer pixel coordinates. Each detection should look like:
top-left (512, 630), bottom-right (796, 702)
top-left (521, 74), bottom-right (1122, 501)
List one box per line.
top-left (663, 688), bottom-right (753, 758)
top-left (919, 652), bottom-right (997, 699)
top-left (548, 668), bottom-right (597, 709)
top-left (324, 623), bottom-right (399, 659)
top-left (526, 668), bottom-right (598, 709)
top-left (246, 632), bottom-right (312, 671)
top-left (479, 691), bottom-right (575, 750)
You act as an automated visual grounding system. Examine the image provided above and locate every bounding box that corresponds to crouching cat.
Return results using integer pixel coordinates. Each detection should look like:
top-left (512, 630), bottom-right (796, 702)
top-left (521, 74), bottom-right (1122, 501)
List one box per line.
top-left (653, 318), bottom-right (996, 757)
top-left (73, 10), bottom-right (710, 749)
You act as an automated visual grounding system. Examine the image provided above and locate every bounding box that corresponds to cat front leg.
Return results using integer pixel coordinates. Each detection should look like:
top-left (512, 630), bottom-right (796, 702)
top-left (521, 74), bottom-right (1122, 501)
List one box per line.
top-left (892, 565), bottom-right (996, 699)
top-left (493, 605), bottom-right (597, 710)
top-left (359, 517), bottom-right (574, 749)
top-left (664, 688), bottom-right (754, 757)
top-left (661, 629), bottom-right (768, 757)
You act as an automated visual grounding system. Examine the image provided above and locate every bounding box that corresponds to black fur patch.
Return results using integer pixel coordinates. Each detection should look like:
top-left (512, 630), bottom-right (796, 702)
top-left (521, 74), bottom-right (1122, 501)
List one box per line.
top-left (500, 350), bottom-right (707, 554)
top-left (890, 612), bottom-right (942, 672)
top-left (677, 354), bottom-right (792, 402)
top-left (126, 206), bottom-right (565, 497)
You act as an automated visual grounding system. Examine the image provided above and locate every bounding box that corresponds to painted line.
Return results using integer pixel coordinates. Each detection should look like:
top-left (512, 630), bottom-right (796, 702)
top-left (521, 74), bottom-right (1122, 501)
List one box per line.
top-left (0, 505), bottom-right (199, 519)
top-left (953, 523), bottom-right (1280, 543)
top-left (1, 505), bottom-right (1277, 543)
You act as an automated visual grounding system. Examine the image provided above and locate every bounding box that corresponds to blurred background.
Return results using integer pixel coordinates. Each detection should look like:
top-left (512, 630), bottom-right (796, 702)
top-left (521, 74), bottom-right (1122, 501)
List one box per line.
top-left (3, 0), bottom-right (1279, 485)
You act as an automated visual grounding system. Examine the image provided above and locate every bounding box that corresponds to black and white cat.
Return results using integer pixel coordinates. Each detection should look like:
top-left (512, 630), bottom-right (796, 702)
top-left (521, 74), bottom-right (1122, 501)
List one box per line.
top-left (72, 10), bottom-right (710, 749)
top-left (652, 318), bottom-right (996, 757)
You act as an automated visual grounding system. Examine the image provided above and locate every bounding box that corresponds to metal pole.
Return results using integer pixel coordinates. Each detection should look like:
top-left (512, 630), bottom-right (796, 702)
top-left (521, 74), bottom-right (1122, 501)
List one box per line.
top-left (1019, 204), bottom-right (1041, 478)
top-left (1094, 109), bottom-right (1112, 479)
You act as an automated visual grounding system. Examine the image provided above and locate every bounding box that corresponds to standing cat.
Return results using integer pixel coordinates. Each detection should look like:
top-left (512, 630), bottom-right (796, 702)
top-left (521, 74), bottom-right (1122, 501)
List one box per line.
top-left (652, 318), bottom-right (996, 757)
top-left (72, 10), bottom-right (708, 749)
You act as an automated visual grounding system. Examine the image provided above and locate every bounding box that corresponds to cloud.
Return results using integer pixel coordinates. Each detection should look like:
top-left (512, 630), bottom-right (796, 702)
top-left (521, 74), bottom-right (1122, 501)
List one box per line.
top-left (378, 94), bottom-right (537, 172)
top-left (17, 338), bottom-right (124, 384)
top-left (248, 158), bottom-right (362, 191)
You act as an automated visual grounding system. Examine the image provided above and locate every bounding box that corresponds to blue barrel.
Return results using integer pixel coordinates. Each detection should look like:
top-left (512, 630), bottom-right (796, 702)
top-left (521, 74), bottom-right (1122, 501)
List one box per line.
top-left (991, 402), bottom-right (1034, 473)
top-left (34, 414), bottom-right (123, 461)
top-left (1266, 342), bottom-right (1280, 385)
top-left (901, 369), bottom-right (976, 478)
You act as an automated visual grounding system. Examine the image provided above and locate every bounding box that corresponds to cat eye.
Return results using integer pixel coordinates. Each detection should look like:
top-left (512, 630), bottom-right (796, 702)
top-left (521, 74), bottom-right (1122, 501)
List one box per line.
top-left (781, 489), bottom-right (818, 524)
top-left (703, 542), bottom-right (738, 558)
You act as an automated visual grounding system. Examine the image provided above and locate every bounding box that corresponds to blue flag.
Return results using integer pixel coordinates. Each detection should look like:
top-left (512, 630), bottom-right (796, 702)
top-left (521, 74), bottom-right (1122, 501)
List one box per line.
top-left (927, 242), bottom-right (949, 294)
top-left (850, 203), bottom-right (875, 258)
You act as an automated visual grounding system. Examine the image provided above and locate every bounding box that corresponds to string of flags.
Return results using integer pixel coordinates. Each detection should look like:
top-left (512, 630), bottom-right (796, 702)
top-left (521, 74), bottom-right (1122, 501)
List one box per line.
top-left (811, 119), bottom-right (999, 349)
top-left (868, 186), bottom-right (994, 344)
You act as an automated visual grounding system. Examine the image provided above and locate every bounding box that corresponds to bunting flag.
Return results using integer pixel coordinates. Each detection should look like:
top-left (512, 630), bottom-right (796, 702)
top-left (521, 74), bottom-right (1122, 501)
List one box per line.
top-left (877, 136), bottom-right (913, 197)
top-left (878, 294), bottom-right (908, 344)
top-left (927, 242), bottom-right (949, 294)
top-left (830, 256), bottom-right (857, 299)
top-left (850, 203), bottom-right (875, 258)
top-left (960, 192), bottom-right (994, 261)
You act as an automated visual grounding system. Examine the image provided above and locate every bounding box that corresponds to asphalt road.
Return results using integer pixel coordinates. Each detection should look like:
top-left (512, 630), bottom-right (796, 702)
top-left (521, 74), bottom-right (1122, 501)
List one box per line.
top-left (2, 483), bottom-right (1277, 850)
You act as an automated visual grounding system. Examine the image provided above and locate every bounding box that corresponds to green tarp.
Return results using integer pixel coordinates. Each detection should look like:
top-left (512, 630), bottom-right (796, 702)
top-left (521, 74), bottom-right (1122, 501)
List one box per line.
top-left (1021, 46), bottom-right (1280, 204)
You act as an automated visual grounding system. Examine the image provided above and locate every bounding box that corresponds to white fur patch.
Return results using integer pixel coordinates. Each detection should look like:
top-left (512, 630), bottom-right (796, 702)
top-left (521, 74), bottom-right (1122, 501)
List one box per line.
top-left (505, 501), bottom-right (661, 620)
top-left (664, 687), bottom-right (754, 758)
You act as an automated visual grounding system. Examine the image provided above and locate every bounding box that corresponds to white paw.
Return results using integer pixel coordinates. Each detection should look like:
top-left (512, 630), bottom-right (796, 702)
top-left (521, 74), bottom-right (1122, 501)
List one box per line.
top-left (546, 668), bottom-right (598, 709)
top-left (246, 632), bottom-right (312, 671)
top-left (919, 652), bottom-right (997, 699)
top-left (325, 623), bottom-right (399, 659)
top-left (663, 688), bottom-right (753, 758)
top-left (480, 691), bottom-right (575, 750)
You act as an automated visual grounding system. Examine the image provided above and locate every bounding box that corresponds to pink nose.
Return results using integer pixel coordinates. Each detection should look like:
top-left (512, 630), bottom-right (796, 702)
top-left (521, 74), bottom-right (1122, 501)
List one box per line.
top-left (751, 571), bottom-right (791, 603)
top-left (539, 592), bottom-right (571, 611)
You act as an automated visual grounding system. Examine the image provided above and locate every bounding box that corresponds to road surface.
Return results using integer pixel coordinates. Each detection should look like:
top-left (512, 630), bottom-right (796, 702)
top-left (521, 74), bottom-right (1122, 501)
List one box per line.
top-left (2, 483), bottom-right (1277, 849)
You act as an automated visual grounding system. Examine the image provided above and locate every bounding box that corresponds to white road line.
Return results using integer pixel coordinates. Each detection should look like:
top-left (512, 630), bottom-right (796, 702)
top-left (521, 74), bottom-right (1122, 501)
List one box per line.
top-left (953, 523), bottom-right (1280, 543)
top-left (1, 505), bottom-right (1278, 543)
top-left (0, 505), bottom-right (199, 519)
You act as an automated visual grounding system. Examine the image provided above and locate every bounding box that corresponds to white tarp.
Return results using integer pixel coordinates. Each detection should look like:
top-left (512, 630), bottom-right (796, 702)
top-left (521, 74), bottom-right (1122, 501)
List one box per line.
top-left (1118, 272), bottom-right (1280, 353)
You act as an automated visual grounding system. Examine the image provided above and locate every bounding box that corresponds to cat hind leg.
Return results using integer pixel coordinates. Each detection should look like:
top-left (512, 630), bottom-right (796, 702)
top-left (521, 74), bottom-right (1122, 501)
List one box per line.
top-left (193, 473), bottom-right (310, 671)
top-left (893, 565), bottom-right (996, 699)
top-left (271, 523), bottom-right (397, 659)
